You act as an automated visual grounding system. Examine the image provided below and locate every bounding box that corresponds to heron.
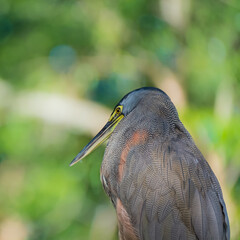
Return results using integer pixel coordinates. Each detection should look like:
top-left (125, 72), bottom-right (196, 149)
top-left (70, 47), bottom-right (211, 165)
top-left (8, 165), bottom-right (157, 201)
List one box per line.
top-left (70, 87), bottom-right (230, 240)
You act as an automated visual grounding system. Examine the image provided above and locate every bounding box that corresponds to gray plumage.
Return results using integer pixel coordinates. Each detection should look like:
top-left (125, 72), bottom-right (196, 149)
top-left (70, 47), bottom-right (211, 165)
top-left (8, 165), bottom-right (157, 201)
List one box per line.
top-left (100, 87), bottom-right (230, 240)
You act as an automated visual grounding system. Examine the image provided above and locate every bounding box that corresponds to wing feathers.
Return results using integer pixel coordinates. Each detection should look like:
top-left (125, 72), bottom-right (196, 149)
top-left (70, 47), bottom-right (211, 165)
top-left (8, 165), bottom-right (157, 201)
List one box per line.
top-left (116, 134), bottom-right (229, 239)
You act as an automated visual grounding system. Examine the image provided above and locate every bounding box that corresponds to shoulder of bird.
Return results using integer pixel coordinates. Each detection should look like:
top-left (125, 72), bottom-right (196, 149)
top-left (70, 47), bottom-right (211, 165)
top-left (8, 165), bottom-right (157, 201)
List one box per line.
top-left (101, 89), bottom-right (230, 240)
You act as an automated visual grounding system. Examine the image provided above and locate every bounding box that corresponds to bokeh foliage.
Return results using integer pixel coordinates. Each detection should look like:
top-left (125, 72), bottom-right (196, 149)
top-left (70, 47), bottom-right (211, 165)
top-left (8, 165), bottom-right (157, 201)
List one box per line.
top-left (0, 0), bottom-right (240, 239)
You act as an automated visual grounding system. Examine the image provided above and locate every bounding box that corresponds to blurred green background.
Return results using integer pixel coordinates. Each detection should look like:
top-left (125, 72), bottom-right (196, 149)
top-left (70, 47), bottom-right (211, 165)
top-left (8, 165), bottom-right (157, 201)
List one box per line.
top-left (0, 0), bottom-right (240, 239)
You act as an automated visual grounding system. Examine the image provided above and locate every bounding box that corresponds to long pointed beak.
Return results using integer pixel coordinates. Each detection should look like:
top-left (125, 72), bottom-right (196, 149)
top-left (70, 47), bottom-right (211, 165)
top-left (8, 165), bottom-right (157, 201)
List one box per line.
top-left (70, 114), bottom-right (124, 166)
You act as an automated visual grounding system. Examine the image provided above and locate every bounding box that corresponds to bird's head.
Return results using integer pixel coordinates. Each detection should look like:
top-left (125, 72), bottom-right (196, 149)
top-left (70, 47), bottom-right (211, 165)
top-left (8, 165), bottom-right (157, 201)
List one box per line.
top-left (70, 87), bottom-right (167, 166)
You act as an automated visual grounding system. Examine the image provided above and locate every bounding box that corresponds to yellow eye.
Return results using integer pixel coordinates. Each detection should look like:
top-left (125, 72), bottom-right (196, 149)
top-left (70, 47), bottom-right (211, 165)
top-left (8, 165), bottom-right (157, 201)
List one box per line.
top-left (108, 105), bottom-right (123, 122)
top-left (115, 107), bottom-right (121, 114)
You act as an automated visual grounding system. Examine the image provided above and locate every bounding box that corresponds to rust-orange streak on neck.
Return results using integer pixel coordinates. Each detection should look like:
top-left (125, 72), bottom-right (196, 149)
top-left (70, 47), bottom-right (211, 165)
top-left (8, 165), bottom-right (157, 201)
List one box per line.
top-left (118, 130), bottom-right (147, 182)
top-left (116, 198), bottom-right (139, 240)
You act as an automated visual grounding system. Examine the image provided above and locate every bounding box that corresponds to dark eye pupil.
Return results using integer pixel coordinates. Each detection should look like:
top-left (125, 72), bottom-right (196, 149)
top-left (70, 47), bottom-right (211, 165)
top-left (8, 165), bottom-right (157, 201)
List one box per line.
top-left (116, 108), bottom-right (120, 113)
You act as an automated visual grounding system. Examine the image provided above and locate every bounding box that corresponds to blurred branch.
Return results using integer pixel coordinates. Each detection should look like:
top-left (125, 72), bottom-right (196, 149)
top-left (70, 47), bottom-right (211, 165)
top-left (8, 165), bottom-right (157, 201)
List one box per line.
top-left (0, 80), bottom-right (111, 136)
